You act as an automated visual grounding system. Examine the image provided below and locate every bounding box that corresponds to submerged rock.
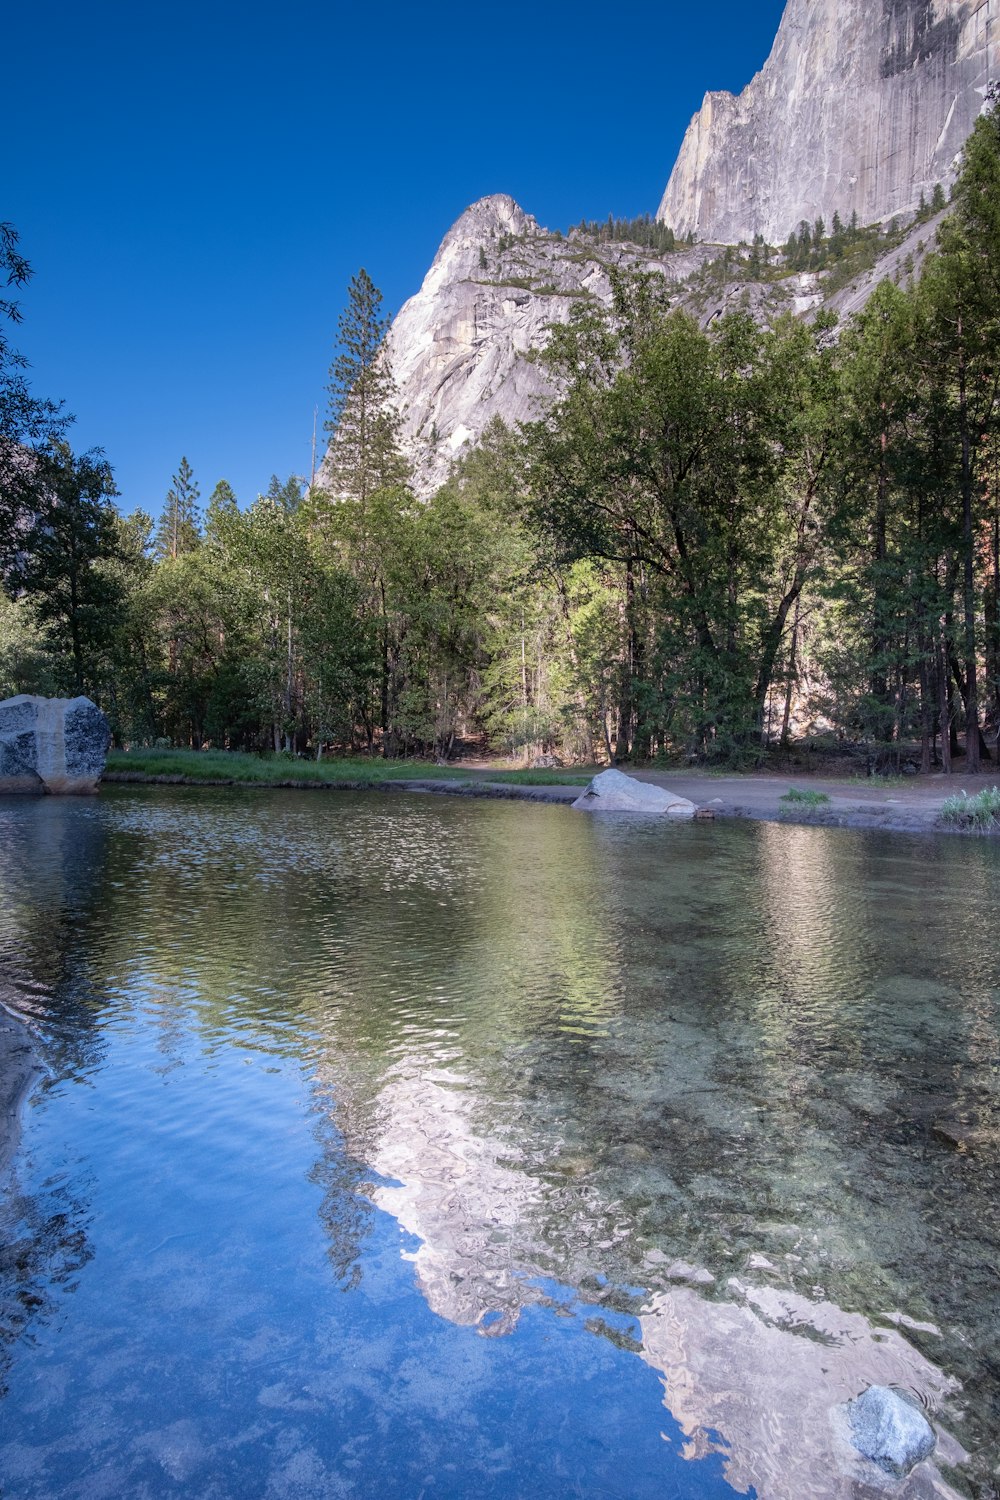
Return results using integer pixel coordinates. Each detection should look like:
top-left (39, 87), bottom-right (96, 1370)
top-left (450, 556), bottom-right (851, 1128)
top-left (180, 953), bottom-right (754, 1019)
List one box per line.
top-left (572, 769), bottom-right (697, 819)
top-left (845, 1384), bottom-right (936, 1477)
top-left (0, 694), bottom-right (110, 795)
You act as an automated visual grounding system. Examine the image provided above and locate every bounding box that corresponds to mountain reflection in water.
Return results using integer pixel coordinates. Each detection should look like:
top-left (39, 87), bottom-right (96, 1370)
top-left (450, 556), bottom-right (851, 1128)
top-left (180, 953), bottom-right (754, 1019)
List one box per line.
top-left (0, 787), bottom-right (997, 1498)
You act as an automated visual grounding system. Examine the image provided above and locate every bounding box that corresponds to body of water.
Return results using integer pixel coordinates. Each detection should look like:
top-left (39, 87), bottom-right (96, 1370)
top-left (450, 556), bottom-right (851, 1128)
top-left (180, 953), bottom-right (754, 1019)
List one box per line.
top-left (0, 787), bottom-right (997, 1498)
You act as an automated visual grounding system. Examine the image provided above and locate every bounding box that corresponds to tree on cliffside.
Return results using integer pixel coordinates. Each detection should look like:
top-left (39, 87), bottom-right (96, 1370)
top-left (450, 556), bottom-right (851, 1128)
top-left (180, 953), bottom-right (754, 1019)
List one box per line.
top-left (322, 269), bottom-right (408, 506)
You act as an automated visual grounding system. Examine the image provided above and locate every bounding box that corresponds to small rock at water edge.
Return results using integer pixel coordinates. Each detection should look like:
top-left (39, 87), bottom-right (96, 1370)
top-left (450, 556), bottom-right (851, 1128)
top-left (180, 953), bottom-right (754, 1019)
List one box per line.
top-left (845, 1384), bottom-right (936, 1477)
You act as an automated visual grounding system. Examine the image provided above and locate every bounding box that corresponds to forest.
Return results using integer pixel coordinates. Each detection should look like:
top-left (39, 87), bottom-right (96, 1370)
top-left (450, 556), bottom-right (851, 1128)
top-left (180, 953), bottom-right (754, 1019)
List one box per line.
top-left (1, 100), bottom-right (998, 771)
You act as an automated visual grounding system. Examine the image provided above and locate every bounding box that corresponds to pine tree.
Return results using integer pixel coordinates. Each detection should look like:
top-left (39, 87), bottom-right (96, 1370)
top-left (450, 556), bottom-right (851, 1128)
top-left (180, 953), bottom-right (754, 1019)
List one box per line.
top-left (205, 479), bottom-right (238, 544)
top-left (154, 456), bottom-right (201, 560)
top-left (17, 444), bottom-right (123, 694)
top-left (322, 269), bottom-right (408, 505)
top-left (915, 95), bottom-right (1000, 771)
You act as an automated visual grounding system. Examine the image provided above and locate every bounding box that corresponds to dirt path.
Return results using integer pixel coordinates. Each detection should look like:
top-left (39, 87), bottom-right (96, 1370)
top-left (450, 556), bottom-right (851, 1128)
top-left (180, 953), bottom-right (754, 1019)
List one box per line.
top-left (628, 768), bottom-right (999, 835)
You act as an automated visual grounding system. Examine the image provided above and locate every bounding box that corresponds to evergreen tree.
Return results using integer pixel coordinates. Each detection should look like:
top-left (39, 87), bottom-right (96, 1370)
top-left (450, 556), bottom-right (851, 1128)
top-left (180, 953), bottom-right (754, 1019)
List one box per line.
top-left (322, 269), bottom-right (408, 505)
top-left (914, 96), bottom-right (1000, 770)
top-left (16, 444), bottom-right (123, 694)
top-left (205, 479), bottom-right (238, 544)
top-left (154, 456), bottom-right (201, 560)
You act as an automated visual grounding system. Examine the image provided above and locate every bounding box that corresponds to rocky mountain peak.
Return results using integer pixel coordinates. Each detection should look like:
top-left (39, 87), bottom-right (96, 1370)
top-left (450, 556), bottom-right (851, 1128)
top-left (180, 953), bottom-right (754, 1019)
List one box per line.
top-left (385, 201), bottom-right (725, 497)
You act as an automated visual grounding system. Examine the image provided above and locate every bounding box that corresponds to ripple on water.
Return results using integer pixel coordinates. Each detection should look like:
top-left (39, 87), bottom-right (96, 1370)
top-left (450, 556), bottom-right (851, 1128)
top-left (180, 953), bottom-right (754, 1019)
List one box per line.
top-left (0, 787), bottom-right (996, 1497)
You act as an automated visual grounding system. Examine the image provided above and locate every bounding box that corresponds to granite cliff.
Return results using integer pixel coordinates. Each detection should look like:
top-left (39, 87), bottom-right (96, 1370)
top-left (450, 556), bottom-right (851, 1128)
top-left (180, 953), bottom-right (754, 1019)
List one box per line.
top-left (657, 0), bottom-right (999, 244)
top-left (325, 1), bottom-right (994, 497)
top-left (383, 196), bottom-right (798, 496)
top-left (384, 197), bottom-right (704, 496)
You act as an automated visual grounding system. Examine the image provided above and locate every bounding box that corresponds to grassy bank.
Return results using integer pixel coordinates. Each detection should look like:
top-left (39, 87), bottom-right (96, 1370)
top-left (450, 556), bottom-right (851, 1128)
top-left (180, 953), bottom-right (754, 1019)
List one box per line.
top-left (104, 748), bottom-right (592, 788)
top-left (939, 785), bottom-right (1000, 831)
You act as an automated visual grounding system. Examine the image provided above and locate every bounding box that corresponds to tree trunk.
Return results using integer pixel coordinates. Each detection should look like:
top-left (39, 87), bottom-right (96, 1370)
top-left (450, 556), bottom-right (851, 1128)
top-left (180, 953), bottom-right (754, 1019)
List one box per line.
top-left (779, 598), bottom-right (802, 749)
top-left (939, 640), bottom-right (952, 774)
top-left (918, 643), bottom-right (933, 773)
top-left (870, 413), bottom-right (889, 710)
top-left (957, 318), bottom-right (981, 772)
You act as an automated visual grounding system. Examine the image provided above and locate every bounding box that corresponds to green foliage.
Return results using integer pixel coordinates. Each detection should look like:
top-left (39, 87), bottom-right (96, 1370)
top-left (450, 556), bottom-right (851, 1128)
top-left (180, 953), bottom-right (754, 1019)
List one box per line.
top-left (524, 273), bottom-right (837, 760)
top-left (572, 214), bottom-right (678, 254)
top-left (0, 593), bottom-right (61, 697)
top-left (940, 785), bottom-right (1000, 829)
top-left (205, 479), bottom-right (238, 543)
top-left (153, 456), bottom-right (201, 561)
top-left (323, 269), bottom-right (408, 504)
top-left (780, 787), bottom-right (831, 806)
top-left (14, 443), bottom-right (124, 694)
top-left (0, 222), bottom-right (70, 576)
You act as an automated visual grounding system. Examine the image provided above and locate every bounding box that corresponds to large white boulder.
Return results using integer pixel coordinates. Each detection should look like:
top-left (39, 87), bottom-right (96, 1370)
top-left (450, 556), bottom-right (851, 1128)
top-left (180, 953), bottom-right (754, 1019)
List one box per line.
top-left (0, 694), bottom-right (110, 795)
top-left (572, 769), bottom-right (697, 819)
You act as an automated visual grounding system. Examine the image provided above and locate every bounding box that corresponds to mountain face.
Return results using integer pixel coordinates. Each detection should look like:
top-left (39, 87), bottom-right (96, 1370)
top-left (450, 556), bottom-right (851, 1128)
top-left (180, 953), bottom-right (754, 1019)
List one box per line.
top-left (386, 197), bottom-right (791, 496)
top-left (340, 2), bottom-right (993, 497)
top-left (657, 0), bottom-right (999, 245)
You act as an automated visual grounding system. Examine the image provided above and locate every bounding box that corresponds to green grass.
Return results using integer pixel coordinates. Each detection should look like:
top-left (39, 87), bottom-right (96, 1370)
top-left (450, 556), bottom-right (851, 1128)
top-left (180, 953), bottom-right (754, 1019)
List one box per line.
top-left (103, 748), bottom-right (591, 788)
top-left (940, 785), bottom-right (1000, 831)
top-left (780, 787), bottom-right (832, 807)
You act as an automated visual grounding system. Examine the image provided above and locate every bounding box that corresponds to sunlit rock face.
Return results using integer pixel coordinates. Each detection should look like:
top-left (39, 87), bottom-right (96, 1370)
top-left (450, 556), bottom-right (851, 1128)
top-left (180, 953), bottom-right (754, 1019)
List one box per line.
top-left (657, 0), bottom-right (1000, 245)
top-left (383, 195), bottom-right (719, 497)
top-left (0, 695), bottom-right (110, 795)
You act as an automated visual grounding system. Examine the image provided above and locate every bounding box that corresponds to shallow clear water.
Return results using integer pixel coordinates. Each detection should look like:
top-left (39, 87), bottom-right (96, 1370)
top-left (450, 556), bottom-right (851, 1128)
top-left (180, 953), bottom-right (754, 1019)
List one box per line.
top-left (0, 787), bottom-right (997, 1499)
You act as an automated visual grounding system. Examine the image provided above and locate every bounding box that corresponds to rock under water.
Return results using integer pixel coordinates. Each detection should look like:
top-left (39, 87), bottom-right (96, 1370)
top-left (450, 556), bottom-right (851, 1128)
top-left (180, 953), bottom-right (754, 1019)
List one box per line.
top-left (845, 1384), bottom-right (937, 1477)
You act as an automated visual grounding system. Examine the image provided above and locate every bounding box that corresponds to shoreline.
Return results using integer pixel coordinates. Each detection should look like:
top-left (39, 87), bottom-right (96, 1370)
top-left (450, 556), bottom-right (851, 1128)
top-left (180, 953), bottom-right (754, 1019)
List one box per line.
top-left (99, 768), bottom-right (999, 837)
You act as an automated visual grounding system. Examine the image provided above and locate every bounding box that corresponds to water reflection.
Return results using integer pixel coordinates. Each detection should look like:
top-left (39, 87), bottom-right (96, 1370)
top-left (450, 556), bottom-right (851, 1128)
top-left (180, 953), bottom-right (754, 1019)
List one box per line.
top-left (0, 789), bottom-right (997, 1497)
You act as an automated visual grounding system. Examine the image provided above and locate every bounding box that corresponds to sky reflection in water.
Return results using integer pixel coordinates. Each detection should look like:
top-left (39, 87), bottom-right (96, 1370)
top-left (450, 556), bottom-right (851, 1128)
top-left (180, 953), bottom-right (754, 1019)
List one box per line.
top-left (0, 787), bottom-right (996, 1498)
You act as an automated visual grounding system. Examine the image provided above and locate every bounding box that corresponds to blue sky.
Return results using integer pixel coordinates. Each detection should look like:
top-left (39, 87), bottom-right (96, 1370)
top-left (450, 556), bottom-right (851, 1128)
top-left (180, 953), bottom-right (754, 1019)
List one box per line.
top-left (5, 0), bottom-right (786, 516)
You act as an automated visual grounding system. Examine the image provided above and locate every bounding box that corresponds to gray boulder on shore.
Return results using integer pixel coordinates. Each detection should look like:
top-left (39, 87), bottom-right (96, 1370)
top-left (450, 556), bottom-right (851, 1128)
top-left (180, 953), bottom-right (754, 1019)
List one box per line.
top-left (572, 769), bottom-right (697, 819)
top-left (845, 1384), bottom-right (936, 1477)
top-left (0, 694), bottom-right (110, 795)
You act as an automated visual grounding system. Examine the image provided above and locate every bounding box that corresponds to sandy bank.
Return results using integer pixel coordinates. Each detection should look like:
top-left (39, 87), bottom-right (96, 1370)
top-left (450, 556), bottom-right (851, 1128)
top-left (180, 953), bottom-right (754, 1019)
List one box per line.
top-left (100, 767), bottom-right (1000, 836)
top-left (630, 769), bottom-right (1000, 837)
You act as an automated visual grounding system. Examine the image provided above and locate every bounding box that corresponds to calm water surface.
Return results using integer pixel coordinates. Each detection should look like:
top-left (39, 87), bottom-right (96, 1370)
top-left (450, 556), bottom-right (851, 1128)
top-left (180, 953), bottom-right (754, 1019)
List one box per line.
top-left (0, 787), bottom-right (997, 1499)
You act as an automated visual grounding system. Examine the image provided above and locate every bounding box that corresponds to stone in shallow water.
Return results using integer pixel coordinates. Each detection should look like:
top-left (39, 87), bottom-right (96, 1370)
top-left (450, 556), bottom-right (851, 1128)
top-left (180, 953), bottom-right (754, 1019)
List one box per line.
top-left (0, 694), bottom-right (110, 795)
top-left (571, 769), bottom-right (696, 819)
top-left (845, 1384), bottom-right (936, 1477)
